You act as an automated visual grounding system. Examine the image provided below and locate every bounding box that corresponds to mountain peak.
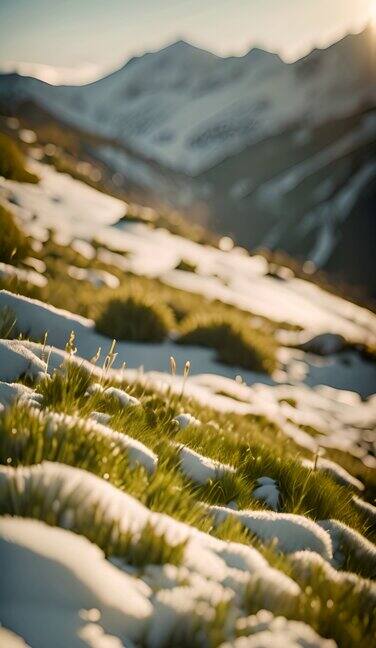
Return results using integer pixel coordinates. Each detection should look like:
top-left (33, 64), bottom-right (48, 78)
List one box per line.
top-left (158, 39), bottom-right (218, 59)
top-left (244, 46), bottom-right (281, 64)
top-left (168, 39), bottom-right (193, 50)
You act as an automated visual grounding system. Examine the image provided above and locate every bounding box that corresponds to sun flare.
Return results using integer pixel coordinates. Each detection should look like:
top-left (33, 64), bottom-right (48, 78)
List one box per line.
top-left (370, 0), bottom-right (376, 26)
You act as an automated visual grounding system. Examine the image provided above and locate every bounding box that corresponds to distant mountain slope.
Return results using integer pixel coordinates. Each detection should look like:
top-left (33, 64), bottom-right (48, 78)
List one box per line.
top-left (0, 29), bottom-right (374, 175)
top-left (201, 106), bottom-right (376, 292)
top-left (0, 27), bottom-right (374, 291)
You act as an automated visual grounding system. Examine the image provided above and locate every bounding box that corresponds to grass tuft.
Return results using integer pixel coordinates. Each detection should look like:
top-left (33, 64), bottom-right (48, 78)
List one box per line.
top-left (177, 313), bottom-right (278, 374)
top-left (0, 132), bottom-right (39, 183)
top-left (95, 291), bottom-right (175, 342)
top-left (0, 204), bottom-right (32, 264)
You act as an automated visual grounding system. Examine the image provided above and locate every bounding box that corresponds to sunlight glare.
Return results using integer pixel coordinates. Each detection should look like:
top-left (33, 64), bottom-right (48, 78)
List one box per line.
top-left (370, 0), bottom-right (376, 27)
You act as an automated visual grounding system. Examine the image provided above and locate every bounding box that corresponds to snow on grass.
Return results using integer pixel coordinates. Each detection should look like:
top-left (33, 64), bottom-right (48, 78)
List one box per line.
top-left (44, 411), bottom-right (157, 474)
top-left (0, 291), bottom-right (274, 389)
top-left (0, 516), bottom-right (152, 647)
top-left (0, 461), bottom-right (300, 603)
top-left (89, 411), bottom-right (112, 425)
top-left (0, 160), bottom-right (125, 240)
top-left (0, 381), bottom-right (43, 409)
top-left (319, 519), bottom-right (376, 576)
top-left (290, 550), bottom-right (376, 599)
top-left (0, 319), bottom-right (370, 463)
top-left (252, 477), bottom-right (280, 511)
top-left (103, 386), bottom-right (141, 408)
top-left (151, 371), bottom-right (375, 460)
top-left (302, 457), bottom-right (364, 491)
top-left (0, 261), bottom-right (47, 288)
top-left (222, 610), bottom-right (336, 648)
top-left (2, 159), bottom-right (376, 354)
top-left (208, 505), bottom-right (333, 560)
top-left (352, 496), bottom-right (376, 527)
top-left (0, 290), bottom-right (94, 349)
top-left (67, 265), bottom-right (120, 288)
top-left (70, 238), bottom-right (96, 260)
top-left (0, 339), bottom-right (46, 381)
top-left (173, 412), bottom-right (201, 429)
top-left (0, 314), bottom-right (372, 466)
top-left (175, 443), bottom-right (235, 485)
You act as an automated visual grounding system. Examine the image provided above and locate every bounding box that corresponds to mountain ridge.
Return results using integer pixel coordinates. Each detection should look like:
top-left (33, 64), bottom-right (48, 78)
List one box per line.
top-left (1, 27), bottom-right (373, 176)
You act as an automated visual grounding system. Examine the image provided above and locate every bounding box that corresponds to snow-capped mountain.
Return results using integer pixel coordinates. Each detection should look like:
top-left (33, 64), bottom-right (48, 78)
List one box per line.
top-left (0, 28), bottom-right (374, 176)
top-left (0, 27), bottom-right (375, 290)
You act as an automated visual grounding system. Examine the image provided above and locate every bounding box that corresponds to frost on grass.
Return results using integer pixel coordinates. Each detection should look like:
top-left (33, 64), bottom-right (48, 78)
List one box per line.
top-left (208, 505), bottom-right (333, 559)
top-left (0, 516), bottom-right (152, 648)
top-left (252, 477), bottom-right (280, 511)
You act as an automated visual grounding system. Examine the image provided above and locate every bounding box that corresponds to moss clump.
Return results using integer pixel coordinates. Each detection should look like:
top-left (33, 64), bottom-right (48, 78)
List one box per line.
top-left (95, 292), bottom-right (175, 342)
top-left (177, 313), bottom-right (277, 375)
top-left (0, 132), bottom-right (39, 183)
top-left (0, 204), bottom-right (32, 264)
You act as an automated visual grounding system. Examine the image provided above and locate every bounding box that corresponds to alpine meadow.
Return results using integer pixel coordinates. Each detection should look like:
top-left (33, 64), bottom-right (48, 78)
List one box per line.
top-left (0, 1), bottom-right (375, 647)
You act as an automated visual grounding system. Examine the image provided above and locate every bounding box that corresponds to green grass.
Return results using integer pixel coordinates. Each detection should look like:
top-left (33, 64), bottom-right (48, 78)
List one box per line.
top-left (245, 557), bottom-right (376, 648)
top-left (0, 204), bottom-right (32, 264)
top-left (176, 258), bottom-right (198, 273)
top-left (0, 306), bottom-right (19, 339)
top-left (2, 362), bottom-right (372, 541)
top-left (177, 312), bottom-right (278, 375)
top-left (0, 132), bottom-right (39, 184)
top-left (95, 291), bottom-right (176, 342)
top-left (0, 353), bottom-right (375, 647)
top-left (1, 114), bottom-right (376, 648)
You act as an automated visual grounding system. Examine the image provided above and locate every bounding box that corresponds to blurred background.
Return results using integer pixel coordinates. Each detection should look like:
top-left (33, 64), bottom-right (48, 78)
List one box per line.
top-left (0, 0), bottom-right (375, 295)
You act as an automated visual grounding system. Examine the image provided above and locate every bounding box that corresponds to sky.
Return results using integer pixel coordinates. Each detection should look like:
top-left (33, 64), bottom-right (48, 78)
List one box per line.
top-left (0, 0), bottom-right (373, 84)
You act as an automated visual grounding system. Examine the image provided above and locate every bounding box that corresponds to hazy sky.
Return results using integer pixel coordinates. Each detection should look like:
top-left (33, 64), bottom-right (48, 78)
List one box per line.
top-left (0, 0), bottom-right (372, 83)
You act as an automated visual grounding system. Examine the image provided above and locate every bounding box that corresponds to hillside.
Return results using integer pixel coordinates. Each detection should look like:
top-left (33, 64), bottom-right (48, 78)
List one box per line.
top-left (0, 133), bottom-right (376, 647)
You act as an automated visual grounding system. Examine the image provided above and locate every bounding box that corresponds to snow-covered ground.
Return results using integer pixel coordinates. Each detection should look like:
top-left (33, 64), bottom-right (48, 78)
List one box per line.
top-left (1, 161), bottom-right (376, 400)
top-left (1, 319), bottom-right (375, 462)
top-left (1, 154), bottom-right (375, 648)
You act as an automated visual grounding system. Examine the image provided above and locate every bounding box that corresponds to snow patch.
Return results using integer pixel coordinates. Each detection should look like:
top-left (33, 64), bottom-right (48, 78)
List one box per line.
top-left (0, 261), bottom-right (47, 288)
top-left (221, 610), bottom-right (336, 647)
top-left (209, 504), bottom-right (333, 559)
top-left (301, 457), bottom-right (364, 491)
top-left (319, 519), bottom-right (376, 574)
top-left (0, 339), bottom-right (46, 381)
top-left (0, 516), bottom-right (152, 647)
top-left (173, 413), bottom-right (201, 429)
top-left (175, 443), bottom-right (235, 485)
top-left (253, 477), bottom-right (280, 511)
